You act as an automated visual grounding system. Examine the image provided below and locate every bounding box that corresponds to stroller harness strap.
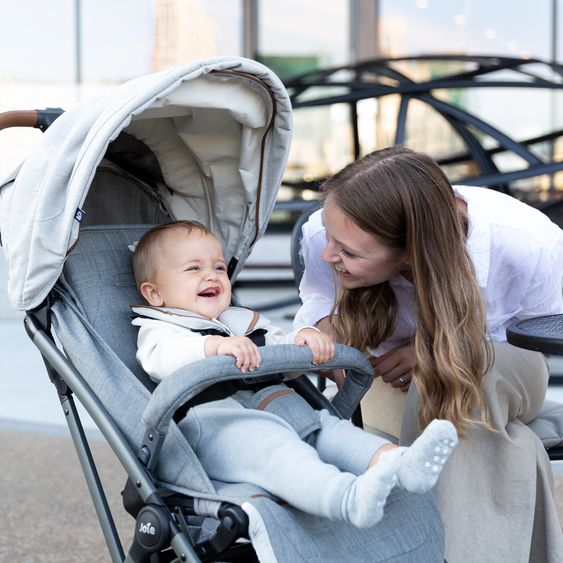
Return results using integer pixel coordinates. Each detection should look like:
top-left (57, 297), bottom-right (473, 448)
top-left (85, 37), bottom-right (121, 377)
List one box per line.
top-left (190, 327), bottom-right (267, 348)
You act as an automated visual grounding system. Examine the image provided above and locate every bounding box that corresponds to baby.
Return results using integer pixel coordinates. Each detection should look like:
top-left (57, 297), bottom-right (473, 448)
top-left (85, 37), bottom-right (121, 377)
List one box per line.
top-left (131, 220), bottom-right (457, 528)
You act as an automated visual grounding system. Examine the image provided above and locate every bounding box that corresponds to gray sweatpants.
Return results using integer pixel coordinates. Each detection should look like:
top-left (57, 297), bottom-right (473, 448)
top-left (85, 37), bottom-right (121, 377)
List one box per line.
top-left (177, 389), bottom-right (388, 522)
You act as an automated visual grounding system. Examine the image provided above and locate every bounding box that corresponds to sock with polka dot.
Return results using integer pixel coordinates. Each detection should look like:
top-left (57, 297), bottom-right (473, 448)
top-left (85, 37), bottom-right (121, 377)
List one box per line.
top-left (339, 451), bottom-right (400, 528)
top-left (380, 419), bottom-right (458, 494)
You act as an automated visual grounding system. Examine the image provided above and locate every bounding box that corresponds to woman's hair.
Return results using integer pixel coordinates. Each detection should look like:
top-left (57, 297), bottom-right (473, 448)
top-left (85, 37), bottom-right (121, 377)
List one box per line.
top-left (132, 220), bottom-right (213, 290)
top-left (324, 145), bottom-right (494, 436)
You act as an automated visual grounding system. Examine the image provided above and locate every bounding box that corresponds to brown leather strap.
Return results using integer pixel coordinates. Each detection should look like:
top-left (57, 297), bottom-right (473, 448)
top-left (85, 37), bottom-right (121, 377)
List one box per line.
top-left (257, 389), bottom-right (298, 411)
top-left (246, 310), bottom-right (260, 333)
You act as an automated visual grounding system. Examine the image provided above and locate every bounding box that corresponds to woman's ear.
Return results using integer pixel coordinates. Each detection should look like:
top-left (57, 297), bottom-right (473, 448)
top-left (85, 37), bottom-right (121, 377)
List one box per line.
top-left (140, 282), bottom-right (164, 306)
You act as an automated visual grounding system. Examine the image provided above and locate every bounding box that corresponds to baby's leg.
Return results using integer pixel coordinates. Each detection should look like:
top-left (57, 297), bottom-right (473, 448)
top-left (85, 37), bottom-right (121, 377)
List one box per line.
top-left (190, 405), bottom-right (400, 528)
top-left (378, 419), bottom-right (458, 494)
top-left (314, 409), bottom-right (395, 475)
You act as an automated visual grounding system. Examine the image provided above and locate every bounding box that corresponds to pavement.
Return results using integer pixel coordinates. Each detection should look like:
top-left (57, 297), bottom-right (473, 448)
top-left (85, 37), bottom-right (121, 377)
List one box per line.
top-left (2, 301), bottom-right (563, 561)
top-left (1, 427), bottom-right (133, 562)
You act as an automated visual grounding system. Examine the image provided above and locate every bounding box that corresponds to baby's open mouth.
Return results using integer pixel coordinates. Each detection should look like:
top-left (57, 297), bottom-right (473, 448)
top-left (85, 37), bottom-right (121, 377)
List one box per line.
top-left (198, 287), bottom-right (220, 298)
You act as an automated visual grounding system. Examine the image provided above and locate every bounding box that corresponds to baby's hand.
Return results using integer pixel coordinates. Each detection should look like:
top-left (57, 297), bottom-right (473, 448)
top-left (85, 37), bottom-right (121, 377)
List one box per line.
top-left (295, 328), bottom-right (335, 365)
top-left (216, 336), bottom-right (261, 373)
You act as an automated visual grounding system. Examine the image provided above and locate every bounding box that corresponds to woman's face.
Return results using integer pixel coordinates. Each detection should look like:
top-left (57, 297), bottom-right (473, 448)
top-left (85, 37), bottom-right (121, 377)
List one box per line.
top-left (320, 201), bottom-right (408, 289)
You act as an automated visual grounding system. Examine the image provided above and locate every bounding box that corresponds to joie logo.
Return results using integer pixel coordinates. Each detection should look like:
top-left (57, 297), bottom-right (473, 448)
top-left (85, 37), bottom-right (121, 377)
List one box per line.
top-left (139, 521), bottom-right (156, 535)
top-left (74, 207), bottom-right (86, 222)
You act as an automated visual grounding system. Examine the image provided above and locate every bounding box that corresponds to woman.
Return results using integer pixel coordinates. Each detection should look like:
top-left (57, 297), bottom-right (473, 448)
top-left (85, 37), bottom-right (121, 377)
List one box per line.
top-left (294, 145), bottom-right (563, 563)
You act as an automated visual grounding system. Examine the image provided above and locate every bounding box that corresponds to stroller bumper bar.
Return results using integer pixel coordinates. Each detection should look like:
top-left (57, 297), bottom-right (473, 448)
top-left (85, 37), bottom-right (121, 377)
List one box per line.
top-left (141, 343), bottom-right (374, 440)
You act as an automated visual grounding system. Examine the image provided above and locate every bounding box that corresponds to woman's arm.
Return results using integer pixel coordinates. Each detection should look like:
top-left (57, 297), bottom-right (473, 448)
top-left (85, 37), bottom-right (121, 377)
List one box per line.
top-left (293, 209), bottom-right (337, 329)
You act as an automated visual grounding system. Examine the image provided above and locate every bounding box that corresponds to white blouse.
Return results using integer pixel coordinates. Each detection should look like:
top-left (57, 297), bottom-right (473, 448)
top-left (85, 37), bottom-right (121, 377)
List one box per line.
top-left (294, 185), bottom-right (563, 349)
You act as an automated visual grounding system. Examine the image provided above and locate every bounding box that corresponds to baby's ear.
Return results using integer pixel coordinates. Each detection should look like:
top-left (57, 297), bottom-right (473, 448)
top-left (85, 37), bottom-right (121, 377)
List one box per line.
top-left (140, 282), bottom-right (164, 307)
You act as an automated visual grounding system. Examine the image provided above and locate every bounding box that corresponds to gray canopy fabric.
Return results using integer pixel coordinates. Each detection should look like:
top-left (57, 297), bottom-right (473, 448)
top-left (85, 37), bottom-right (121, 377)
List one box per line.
top-left (0, 57), bottom-right (292, 310)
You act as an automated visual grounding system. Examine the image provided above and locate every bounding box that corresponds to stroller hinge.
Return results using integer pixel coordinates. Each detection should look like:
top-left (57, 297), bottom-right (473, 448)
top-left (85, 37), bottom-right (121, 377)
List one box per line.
top-left (194, 503), bottom-right (250, 560)
top-left (126, 505), bottom-right (171, 563)
top-left (139, 429), bottom-right (164, 472)
top-left (26, 296), bottom-right (52, 333)
top-left (24, 307), bottom-right (72, 396)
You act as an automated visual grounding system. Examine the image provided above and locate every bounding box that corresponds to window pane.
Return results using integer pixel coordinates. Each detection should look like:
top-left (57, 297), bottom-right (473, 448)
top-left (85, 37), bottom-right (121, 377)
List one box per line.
top-left (258, 0), bottom-right (348, 79)
top-left (379, 0), bottom-right (551, 60)
top-left (285, 103), bottom-right (354, 182)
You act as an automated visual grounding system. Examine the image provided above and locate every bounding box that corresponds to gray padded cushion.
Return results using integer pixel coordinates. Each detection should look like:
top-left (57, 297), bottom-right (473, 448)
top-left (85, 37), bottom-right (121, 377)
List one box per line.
top-left (528, 399), bottom-right (563, 448)
top-left (61, 225), bottom-right (153, 387)
top-left (83, 165), bottom-right (170, 227)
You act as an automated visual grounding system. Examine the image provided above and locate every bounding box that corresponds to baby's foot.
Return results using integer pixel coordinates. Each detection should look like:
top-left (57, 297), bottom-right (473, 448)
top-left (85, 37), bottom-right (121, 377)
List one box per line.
top-left (394, 419), bottom-right (458, 493)
top-left (341, 452), bottom-right (400, 528)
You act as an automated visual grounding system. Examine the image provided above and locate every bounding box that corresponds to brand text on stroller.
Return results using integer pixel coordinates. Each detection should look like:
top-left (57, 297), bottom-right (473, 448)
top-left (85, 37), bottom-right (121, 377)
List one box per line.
top-left (139, 522), bottom-right (156, 535)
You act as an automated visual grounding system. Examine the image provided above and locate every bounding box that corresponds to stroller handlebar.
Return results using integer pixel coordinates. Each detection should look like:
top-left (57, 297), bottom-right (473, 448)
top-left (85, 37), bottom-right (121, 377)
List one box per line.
top-left (142, 343), bottom-right (373, 440)
top-left (0, 108), bottom-right (64, 132)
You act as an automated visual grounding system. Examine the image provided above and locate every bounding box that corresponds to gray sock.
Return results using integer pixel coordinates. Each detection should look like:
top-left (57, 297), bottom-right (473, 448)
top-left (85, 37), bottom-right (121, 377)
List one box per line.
top-left (340, 452), bottom-right (400, 528)
top-left (390, 419), bottom-right (458, 494)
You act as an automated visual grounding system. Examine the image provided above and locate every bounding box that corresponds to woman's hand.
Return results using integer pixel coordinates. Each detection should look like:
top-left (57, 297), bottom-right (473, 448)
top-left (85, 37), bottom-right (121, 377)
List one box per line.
top-left (312, 316), bottom-right (346, 387)
top-left (295, 328), bottom-right (336, 364)
top-left (370, 343), bottom-right (415, 392)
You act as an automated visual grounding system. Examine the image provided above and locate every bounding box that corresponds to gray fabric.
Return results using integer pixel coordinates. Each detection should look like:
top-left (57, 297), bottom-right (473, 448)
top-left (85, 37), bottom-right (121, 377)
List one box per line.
top-left (81, 160), bottom-right (170, 227)
top-left (243, 488), bottom-right (445, 562)
top-left (177, 403), bottom-right (390, 524)
top-left (51, 291), bottom-right (447, 561)
top-left (528, 400), bottom-right (563, 448)
top-left (400, 341), bottom-right (563, 563)
top-left (51, 287), bottom-right (445, 561)
top-left (59, 224), bottom-right (153, 383)
top-left (51, 294), bottom-right (217, 496)
top-left (0, 57), bottom-right (293, 310)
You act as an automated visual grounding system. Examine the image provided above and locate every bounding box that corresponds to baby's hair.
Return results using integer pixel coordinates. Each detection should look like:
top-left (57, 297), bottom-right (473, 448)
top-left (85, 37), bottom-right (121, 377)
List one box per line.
top-left (132, 220), bottom-right (214, 290)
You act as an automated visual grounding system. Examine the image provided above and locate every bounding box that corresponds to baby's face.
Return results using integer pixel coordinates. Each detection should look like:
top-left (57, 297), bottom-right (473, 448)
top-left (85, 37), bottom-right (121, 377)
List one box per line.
top-left (149, 229), bottom-right (231, 319)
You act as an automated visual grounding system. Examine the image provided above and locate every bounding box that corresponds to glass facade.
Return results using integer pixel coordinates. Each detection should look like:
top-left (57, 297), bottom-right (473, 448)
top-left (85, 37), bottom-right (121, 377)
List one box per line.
top-left (257, 0), bottom-right (348, 79)
top-left (1, 0), bottom-right (563, 204)
top-left (379, 0), bottom-right (553, 60)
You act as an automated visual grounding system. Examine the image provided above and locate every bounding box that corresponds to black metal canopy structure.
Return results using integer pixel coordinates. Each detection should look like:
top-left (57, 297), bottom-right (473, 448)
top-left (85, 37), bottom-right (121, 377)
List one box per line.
top-left (282, 55), bottom-right (563, 224)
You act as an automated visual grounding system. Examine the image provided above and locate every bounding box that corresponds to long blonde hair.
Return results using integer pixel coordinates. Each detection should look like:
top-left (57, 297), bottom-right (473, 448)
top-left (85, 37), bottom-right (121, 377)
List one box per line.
top-left (326, 146), bottom-right (494, 436)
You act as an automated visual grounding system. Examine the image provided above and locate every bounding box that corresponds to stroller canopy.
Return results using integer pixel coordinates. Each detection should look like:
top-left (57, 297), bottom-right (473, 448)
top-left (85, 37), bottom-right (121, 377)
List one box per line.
top-left (0, 57), bottom-right (292, 310)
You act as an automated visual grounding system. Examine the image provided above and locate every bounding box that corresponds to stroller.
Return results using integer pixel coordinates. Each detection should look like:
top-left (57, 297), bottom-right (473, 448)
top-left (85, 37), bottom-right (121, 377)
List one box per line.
top-left (0, 58), bottom-right (445, 562)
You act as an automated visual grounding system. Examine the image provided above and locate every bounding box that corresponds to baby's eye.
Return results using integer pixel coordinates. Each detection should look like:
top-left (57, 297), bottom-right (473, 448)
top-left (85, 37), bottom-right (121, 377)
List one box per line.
top-left (214, 265), bottom-right (227, 272)
top-left (186, 265), bottom-right (199, 271)
top-left (339, 248), bottom-right (354, 258)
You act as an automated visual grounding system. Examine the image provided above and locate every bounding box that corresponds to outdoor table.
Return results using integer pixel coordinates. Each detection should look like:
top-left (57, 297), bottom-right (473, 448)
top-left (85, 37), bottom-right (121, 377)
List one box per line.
top-left (507, 314), bottom-right (563, 356)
